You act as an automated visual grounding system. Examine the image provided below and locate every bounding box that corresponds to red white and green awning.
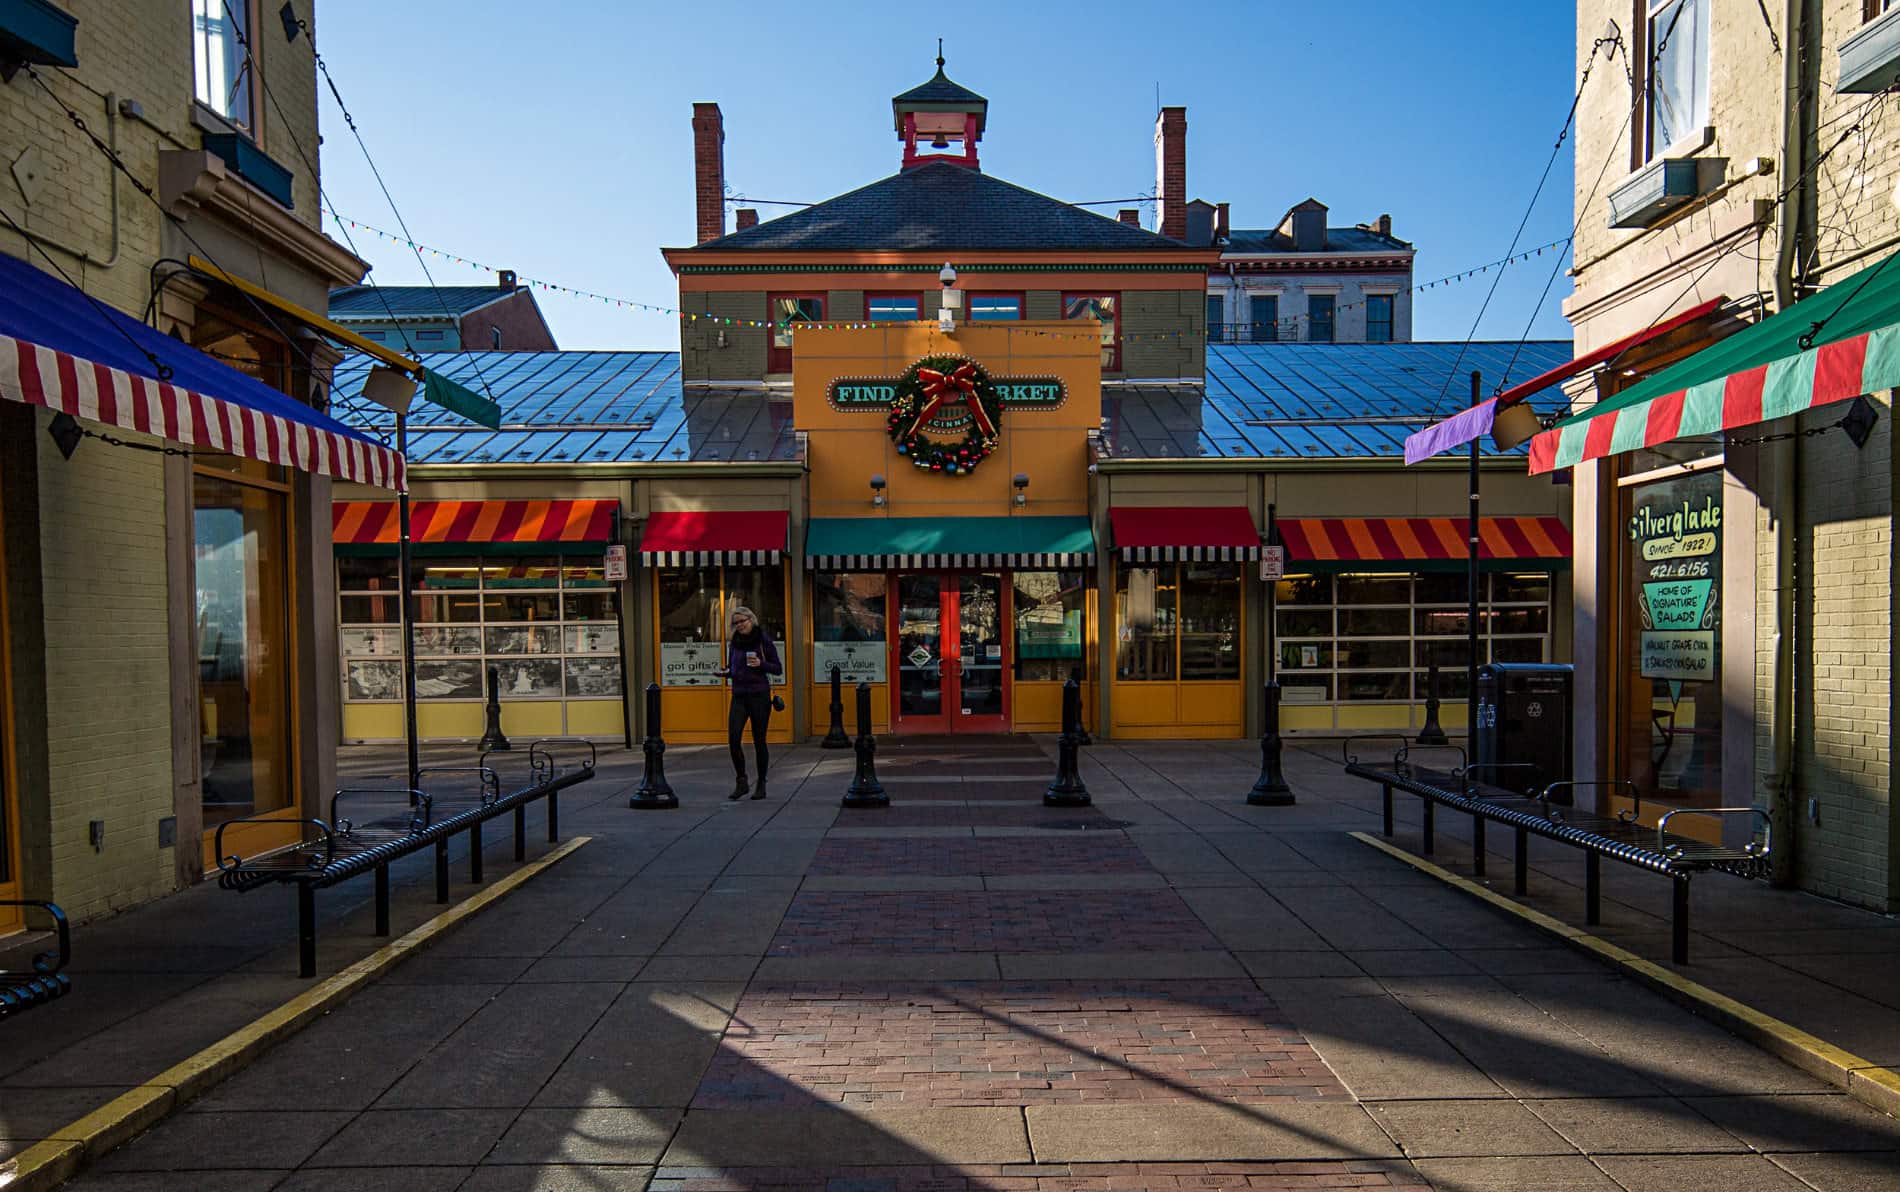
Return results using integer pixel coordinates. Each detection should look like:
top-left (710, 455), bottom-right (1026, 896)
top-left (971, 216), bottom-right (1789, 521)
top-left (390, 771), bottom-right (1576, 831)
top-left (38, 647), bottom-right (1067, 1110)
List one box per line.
top-left (1529, 251), bottom-right (1900, 475)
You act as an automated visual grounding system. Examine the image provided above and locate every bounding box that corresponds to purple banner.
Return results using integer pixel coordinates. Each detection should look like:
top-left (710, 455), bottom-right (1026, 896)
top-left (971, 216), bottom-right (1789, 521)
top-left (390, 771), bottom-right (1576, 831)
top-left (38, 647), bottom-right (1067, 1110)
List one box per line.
top-left (1404, 398), bottom-right (1498, 465)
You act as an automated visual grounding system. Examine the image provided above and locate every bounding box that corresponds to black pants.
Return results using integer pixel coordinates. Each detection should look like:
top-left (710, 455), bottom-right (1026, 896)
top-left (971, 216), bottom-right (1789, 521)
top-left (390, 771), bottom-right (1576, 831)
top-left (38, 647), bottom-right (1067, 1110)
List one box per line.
top-left (728, 691), bottom-right (771, 779)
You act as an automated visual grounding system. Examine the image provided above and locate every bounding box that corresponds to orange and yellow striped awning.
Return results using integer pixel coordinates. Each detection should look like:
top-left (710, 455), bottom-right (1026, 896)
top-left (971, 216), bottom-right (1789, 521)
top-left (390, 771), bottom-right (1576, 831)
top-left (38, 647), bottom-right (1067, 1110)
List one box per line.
top-left (1279, 517), bottom-right (1571, 564)
top-left (332, 499), bottom-right (616, 546)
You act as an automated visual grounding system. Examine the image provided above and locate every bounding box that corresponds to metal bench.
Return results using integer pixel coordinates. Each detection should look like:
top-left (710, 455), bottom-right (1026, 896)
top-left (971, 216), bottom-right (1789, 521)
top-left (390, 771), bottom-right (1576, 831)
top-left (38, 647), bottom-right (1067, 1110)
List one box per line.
top-left (1, 900), bottom-right (71, 1020)
top-left (215, 740), bottom-right (596, 976)
top-left (1341, 737), bottom-right (1770, 963)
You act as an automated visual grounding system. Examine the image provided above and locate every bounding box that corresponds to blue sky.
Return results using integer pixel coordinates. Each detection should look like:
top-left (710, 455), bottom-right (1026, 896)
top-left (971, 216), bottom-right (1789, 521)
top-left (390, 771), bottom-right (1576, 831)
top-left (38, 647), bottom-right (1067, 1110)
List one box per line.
top-left (314, 2), bottom-right (1579, 353)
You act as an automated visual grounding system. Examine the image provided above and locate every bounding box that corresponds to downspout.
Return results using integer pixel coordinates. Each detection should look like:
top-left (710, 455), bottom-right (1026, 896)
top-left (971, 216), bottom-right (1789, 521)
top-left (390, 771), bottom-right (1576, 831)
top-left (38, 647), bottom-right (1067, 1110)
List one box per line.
top-left (3, 90), bottom-right (122, 270)
top-left (1767, 0), bottom-right (1814, 886)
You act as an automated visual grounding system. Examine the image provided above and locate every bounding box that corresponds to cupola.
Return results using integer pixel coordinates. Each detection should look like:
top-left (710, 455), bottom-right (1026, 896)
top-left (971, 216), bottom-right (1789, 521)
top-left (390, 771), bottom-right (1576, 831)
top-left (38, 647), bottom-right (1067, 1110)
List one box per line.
top-left (893, 47), bottom-right (986, 171)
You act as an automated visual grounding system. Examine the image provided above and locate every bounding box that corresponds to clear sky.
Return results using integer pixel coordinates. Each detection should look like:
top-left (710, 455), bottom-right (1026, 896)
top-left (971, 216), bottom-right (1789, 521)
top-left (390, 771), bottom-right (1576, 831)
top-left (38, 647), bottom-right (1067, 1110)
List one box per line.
top-left (313, 1), bottom-right (1579, 357)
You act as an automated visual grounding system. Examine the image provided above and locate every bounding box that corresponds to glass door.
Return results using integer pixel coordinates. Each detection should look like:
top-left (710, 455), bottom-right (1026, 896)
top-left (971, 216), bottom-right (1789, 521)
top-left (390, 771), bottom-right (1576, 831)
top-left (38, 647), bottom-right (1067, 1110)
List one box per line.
top-left (892, 573), bottom-right (1012, 734)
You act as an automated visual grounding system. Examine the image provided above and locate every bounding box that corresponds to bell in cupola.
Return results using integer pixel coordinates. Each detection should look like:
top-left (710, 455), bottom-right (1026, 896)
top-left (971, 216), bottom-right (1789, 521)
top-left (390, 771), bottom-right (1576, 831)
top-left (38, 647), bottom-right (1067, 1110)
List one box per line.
top-left (892, 43), bottom-right (988, 171)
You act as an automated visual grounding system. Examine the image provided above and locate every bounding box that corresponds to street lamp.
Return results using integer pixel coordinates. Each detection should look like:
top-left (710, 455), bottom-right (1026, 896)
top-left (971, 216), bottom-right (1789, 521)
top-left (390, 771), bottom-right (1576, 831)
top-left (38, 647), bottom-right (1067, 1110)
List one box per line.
top-left (361, 365), bottom-right (423, 790)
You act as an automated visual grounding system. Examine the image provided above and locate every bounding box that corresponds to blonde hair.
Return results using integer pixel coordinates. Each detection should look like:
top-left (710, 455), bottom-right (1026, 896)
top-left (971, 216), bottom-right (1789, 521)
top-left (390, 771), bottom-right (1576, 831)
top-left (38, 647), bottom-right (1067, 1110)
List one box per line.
top-left (729, 604), bottom-right (758, 626)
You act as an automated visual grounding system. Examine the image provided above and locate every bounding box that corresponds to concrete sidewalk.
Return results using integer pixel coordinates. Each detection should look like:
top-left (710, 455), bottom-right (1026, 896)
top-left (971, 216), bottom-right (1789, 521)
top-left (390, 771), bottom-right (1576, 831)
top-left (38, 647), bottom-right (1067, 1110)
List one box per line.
top-left (3, 735), bottom-right (1898, 1190)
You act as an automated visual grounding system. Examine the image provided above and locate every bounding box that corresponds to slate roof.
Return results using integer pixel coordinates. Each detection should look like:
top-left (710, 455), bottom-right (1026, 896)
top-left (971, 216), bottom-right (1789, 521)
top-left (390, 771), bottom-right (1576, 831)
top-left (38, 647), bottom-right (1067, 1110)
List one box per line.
top-left (1105, 342), bottom-right (1571, 460)
top-left (687, 161), bottom-right (1186, 253)
top-left (1225, 227), bottom-right (1415, 255)
top-left (329, 342), bottom-right (1573, 468)
top-left (329, 285), bottom-right (513, 320)
top-left (893, 66), bottom-right (986, 108)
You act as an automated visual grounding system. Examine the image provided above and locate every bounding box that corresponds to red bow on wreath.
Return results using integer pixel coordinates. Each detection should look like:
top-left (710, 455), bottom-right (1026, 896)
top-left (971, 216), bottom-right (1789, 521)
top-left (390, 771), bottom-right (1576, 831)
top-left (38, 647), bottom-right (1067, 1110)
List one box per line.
top-left (910, 363), bottom-right (995, 438)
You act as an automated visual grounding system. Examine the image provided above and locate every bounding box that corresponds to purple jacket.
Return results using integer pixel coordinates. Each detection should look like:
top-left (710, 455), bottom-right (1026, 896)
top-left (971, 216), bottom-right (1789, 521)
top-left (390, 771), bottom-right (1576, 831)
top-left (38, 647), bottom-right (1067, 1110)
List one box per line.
top-left (726, 631), bottom-right (783, 694)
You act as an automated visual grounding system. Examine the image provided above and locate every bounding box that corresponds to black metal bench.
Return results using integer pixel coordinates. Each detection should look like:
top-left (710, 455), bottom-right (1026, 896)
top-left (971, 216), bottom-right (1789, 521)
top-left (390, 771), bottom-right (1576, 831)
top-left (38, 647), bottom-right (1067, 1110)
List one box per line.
top-left (1341, 736), bottom-right (1770, 963)
top-left (216, 740), bottom-right (596, 976)
top-left (1, 900), bottom-right (71, 1019)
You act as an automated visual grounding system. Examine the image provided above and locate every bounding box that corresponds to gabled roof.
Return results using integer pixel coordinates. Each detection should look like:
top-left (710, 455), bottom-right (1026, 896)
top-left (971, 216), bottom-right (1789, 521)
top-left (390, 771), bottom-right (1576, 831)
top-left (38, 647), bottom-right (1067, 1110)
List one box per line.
top-left (682, 161), bottom-right (1187, 254)
top-left (1224, 226), bottom-right (1415, 255)
top-left (893, 66), bottom-right (986, 108)
top-left (329, 285), bottom-right (516, 321)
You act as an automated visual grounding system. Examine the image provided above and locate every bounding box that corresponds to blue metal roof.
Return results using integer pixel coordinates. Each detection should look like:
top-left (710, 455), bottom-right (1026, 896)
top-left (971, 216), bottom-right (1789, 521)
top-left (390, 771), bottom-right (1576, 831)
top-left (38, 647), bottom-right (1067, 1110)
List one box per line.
top-left (329, 285), bottom-right (511, 320)
top-left (329, 341), bottom-right (1573, 468)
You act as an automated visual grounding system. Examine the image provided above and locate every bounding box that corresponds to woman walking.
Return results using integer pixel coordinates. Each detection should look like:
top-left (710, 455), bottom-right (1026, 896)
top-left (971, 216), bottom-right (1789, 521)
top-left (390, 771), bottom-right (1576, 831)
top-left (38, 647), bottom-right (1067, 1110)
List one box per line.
top-left (724, 604), bottom-right (782, 799)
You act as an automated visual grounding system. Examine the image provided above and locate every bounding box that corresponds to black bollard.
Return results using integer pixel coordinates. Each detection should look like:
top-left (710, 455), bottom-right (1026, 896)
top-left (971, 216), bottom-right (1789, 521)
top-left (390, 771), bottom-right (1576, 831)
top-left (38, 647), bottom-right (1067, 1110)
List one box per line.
top-left (820, 664), bottom-right (851, 748)
top-left (843, 681), bottom-right (888, 807)
top-left (477, 665), bottom-right (511, 752)
top-left (1248, 680), bottom-right (1295, 806)
top-left (1069, 665), bottom-right (1092, 746)
top-left (1044, 677), bottom-right (1092, 806)
top-left (629, 682), bottom-right (678, 809)
top-left (1417, 654), bottom-right (1449, 746)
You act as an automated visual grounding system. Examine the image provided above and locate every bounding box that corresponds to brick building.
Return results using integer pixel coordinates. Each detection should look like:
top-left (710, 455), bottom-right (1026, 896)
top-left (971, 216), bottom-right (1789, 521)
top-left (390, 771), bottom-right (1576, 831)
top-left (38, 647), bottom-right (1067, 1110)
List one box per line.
top-left (328, 62), bottom-right (1572, 749)
top-left (0, 0), bottom-right (404, 927)
top-left (1532, 0), bottom-right (1900, 910)
top-left (329, 273), bottom-right (558, 352)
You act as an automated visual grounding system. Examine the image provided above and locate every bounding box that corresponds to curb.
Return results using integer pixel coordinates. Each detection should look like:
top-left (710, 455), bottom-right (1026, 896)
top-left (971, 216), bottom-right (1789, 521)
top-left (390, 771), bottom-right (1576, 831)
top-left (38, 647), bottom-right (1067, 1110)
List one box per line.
top-left (1348, 830), bottom-right (1900, 1121)
top-left (0, 835), bottom-right (593, 1192)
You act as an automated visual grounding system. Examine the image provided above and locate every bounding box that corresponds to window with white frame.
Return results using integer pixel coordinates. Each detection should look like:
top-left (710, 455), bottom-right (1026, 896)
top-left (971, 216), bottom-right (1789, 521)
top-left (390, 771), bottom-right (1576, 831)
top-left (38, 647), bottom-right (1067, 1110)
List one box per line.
top-left (193, 0), bottom-right (256, 132)
top-left (1645, 0), bottom-right (1710, 161)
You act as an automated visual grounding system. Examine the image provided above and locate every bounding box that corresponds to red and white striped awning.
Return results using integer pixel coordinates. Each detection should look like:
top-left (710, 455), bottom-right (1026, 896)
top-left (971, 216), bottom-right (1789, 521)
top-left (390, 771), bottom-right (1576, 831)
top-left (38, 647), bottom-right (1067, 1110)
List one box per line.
top-left (333, 499), bottom-right (616, 546)
top-left (1109, 505), bottom-right (1261, 562)
top-left (0, 253), bottom-right (404, 490)
top-left (641, 510), bottom-right (789, 566)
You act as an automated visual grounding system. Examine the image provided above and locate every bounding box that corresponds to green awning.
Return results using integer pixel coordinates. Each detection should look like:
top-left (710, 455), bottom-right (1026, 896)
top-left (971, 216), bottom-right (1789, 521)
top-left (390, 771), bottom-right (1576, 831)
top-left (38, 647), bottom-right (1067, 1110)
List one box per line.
top-left (806, 516), bottom-right (1094, 569)
top-left (1530, 249), bottom-right (1900, 474)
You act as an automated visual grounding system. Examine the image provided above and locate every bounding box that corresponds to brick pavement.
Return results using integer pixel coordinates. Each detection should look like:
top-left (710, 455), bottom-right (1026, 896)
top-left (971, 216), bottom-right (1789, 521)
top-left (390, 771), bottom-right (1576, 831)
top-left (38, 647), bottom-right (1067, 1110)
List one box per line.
top-left (647, 1160), bottom-right (1428, 1190)
top-left (694, 981), bottom-right (1346, 1109)
top-left (768, 891), bottom-right (1224, 955)
top-left (809, 837), bottom-right (1152, 876)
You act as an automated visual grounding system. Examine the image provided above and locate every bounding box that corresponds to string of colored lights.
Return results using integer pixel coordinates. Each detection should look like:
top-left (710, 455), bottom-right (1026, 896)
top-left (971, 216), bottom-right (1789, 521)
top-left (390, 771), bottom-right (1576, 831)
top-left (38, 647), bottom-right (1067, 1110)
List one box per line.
top-left (322, 208), bottom-right (1572, 342)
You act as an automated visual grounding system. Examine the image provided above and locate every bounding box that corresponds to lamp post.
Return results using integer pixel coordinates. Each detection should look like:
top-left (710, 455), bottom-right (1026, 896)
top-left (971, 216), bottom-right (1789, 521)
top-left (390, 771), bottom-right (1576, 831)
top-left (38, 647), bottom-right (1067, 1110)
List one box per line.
top-left (363, 366), bottom-right (422, 790)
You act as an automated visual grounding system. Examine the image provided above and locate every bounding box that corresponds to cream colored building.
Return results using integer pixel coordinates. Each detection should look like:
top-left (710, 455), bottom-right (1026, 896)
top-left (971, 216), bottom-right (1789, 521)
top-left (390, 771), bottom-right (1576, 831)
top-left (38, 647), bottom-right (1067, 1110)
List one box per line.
top-left (1, 1), bottom-right (396, 928)
top-left (1554, 0), bottom-right (1900, 909)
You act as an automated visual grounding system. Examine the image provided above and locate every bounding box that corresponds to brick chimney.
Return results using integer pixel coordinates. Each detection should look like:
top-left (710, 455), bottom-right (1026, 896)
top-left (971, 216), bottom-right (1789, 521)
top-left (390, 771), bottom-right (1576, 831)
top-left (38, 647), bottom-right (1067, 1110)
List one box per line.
top-left (497, 269), bottom-right (516, 293)
top-left (692, 102), bottom-right (725, 244)
top-left (736, 207), bottom-right (759, 230)
top-left (1215, 202), bottom-right (1229, 242)
top-left (1154, 106), bottom-right (1186, 241)
top-left (1118, 208), bottom-right (1140, 226)
top-left (1375, 213), bottom-right (1392, 238)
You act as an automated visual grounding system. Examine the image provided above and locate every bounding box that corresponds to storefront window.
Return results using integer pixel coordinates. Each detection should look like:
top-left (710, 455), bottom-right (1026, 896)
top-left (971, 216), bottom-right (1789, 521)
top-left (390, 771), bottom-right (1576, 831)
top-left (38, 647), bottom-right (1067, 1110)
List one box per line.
top-left (814, 572), bottom-right (888, 683)
top-left (1014, 571), bottom-right (1087, 682)
top-left (1115, 566), bottom-right (1176, 681)
top-left (1620, 465), bottom-right (1722, 807)
top-left (195, 465), bottom-right (292, 830)
top-left (1273, 571), bottom-right (1554, 707)
top-left (340, 553), bottom-right (621, 704)
top-left (655, 564), bottom-right (788, 687)
top-left (1180, 565), bottom-right (1241, 680)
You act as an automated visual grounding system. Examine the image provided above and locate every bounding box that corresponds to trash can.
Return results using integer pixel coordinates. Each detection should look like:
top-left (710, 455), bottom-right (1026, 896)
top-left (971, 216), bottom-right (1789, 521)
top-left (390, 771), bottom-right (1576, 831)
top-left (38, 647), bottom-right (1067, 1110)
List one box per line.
top-left (1475, 663), bottom-right (1574, 799)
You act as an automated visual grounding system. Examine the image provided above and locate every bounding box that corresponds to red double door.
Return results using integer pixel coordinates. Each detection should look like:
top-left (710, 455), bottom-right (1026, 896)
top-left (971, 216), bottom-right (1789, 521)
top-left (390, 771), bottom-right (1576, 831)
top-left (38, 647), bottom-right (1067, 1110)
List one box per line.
top-left (892, 573), bottom-right (1010, 734)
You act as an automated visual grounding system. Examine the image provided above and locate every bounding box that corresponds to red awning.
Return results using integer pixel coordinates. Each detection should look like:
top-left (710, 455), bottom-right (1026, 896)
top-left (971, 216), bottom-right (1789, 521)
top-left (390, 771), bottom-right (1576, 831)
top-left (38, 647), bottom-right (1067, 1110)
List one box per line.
top-left (640, 510), bottom-right (789, 565)
top-left (1109, 506), bottom-right (1260, 562)
top-left (332, 499), bottom-right (616, 545)
top-left (1279, 517), bottom-right (1572, 563)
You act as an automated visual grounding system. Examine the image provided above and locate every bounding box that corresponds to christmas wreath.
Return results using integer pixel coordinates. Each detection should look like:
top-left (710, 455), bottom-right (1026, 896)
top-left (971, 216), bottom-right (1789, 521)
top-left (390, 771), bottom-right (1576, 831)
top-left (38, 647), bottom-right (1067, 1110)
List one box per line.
top-left (885, 354), bottom-right (1003, 475)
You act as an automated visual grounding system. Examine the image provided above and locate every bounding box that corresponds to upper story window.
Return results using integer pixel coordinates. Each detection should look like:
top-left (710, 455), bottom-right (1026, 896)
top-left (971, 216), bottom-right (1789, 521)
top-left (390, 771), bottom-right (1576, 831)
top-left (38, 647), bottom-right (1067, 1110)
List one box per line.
top-left (1644, 0), bottom-right (1710, 162)
top-left (1249, 294), bottom-right (1278, 342)
top-left (1869, 0), bottom-right (1895, 20)
top-left (867, 295), bottom-right (921, 321)
top-left (193, 0), bottom-right (256, 133)
top-left (1205, 294), bottom-right (1225, 342)
top-left (768, 293), bottom-right (823, 373)
top-left (1307, 294), bottom-right (1335, 343)
top-left (968, 294), bottom-right (1022, 321)
top-left (1063, 294), bottom-right (1119, 371)
top-left (1366, 294), bottom-right (1394, 343)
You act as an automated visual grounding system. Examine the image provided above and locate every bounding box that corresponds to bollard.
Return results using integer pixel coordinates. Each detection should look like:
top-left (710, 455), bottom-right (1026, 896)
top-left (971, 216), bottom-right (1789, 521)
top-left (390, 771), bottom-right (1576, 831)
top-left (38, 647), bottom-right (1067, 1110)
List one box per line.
top-left (477, 665), bottom-right (511, 752)
top-left (820, 664), bottom-right (851, 748)
top-left (629, 682), bottom-right (678, 809)
top-left (1248, 680), bottom-right (1295, 806)
top-left (1069, 665), bottom-right (1092, 746)
top-left (1416, 655), bottom-right (1449, 746)
top-left (1044, 677), bottom-right (1092, 806)
top-left (843, 681), bottom-right (888, 807)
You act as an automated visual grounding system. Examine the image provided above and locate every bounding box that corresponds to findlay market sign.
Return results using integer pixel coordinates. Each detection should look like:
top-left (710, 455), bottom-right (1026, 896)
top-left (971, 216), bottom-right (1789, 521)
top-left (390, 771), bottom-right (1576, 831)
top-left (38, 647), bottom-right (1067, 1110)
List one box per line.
top-left (830, 377), bottom-right (1067, 411)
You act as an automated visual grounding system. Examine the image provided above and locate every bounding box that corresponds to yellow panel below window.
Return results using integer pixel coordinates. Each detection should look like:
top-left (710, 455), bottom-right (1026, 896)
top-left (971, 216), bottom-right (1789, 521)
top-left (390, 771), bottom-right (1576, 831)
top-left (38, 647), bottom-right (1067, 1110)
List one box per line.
top-left (1109, 683), bottom-right (1179, 728)
top-left (565, 700), bottom-right (626, 739)
top-left (1180, 683), bottom-right (1242, 728)
top-left (1336, 704), bottom-right (1413, 731)
top-left (343, 703), bottom-right (406, 742)
top-left (203, 812), bottom-right (302, 871)
top-left (808, 685), bottom-right (890, 736)
top-left (420, 702), bottom-right (486, 740)
top-left (665, 686), bottom-right (793, 744)
top-left (1281, 705), bottom-right (1335, 732)
top-left (1014, 681), bottom-right (1064, 733)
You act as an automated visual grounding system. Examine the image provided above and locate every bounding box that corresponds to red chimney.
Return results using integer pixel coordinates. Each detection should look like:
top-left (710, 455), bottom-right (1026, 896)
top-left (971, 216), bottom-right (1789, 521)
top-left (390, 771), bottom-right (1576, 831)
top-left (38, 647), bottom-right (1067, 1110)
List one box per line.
top-left (1117, 208), bottom-right (1140, 226)
top-left (1154, 106), bottom-right (1187, 241)
top-left (1215, 202), bottom-right (1229, 242)
top-left (692, 102), bottom-right (725, 244)
top-left (736, 207), bottom-right (759, 230)
top-left (1376, 213), bottom-right (1392, 238)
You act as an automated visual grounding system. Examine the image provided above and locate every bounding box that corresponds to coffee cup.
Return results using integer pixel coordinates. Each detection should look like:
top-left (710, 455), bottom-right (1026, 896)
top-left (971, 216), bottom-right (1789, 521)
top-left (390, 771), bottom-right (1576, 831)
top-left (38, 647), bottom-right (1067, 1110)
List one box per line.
top-left (746, 651), bottom-right (761, 668)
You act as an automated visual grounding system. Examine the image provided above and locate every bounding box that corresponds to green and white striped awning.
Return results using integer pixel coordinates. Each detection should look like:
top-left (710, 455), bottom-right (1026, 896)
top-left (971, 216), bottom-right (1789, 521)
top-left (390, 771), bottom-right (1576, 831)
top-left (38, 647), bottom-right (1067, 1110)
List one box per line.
top-left (806, 515), bottom-right (1095, 570)
top-left (1530, 250), bottom-right (1900, 474)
